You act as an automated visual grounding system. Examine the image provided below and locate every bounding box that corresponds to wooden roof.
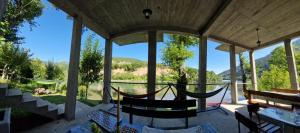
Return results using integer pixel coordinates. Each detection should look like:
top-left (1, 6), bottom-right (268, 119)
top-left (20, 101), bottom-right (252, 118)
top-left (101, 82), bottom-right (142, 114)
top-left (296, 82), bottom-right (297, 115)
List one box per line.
top-left (49, 0), bottom-right (300, 49)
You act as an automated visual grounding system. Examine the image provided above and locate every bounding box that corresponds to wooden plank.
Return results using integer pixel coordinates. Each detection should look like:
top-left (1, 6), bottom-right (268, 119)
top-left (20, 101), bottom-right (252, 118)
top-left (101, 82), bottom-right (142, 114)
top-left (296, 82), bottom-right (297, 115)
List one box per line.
top-left (254, 30), bottom-right (300, 50)
top-left (209, 35), bottom-right (253, 50)
top-left (247, 90), bottom-right (300, 103)
top-left (122, 97), bottom-right (196, 108)
top-left (110, 26), bottom-right (199, 39)
top-left (200, 0), bottom-right (232, 35)
top-left (122, 106), bottom-right (197, 118)
top-left (272, 88), bottom-right (300, 94)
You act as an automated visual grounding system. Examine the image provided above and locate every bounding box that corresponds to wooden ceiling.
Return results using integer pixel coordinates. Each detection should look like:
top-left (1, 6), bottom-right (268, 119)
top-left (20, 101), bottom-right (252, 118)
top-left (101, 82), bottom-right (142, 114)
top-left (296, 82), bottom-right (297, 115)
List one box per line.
top-left (49, 0), bottom-right (300, 50)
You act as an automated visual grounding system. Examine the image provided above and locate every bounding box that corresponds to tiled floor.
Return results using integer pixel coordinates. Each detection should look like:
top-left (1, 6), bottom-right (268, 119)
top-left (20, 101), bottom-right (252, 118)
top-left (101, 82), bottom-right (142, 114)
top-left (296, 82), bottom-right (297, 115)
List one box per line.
top-left (23, 101), bottom-right (298, 133)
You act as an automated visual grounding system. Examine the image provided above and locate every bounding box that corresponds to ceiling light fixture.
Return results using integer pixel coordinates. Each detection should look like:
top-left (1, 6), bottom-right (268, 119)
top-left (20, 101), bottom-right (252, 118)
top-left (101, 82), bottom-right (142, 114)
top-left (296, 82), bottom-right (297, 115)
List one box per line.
top-left (143, 0), bottom-right (152, 19)
top-left (256, 28), bottom-right (261, 47)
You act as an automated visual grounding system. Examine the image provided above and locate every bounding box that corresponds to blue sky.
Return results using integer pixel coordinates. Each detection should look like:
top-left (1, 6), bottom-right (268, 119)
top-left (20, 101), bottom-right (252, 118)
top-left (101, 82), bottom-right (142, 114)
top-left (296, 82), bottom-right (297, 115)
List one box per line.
top-left (19, 0), bottom-right (283, 74)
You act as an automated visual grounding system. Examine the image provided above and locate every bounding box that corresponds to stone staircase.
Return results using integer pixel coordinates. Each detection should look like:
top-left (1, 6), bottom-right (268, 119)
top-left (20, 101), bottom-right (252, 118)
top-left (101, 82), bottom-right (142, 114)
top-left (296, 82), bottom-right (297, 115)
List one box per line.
top-left (0, 84), bottom-right (64, 120)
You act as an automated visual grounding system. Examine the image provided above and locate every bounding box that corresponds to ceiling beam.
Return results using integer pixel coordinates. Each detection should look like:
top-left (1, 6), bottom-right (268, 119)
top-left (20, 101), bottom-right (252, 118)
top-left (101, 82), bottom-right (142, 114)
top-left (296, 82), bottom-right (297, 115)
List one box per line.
top-left (49, 0), bottom-right (110, 39)
top-left (209, 35), bottom-right (253, 50)
top-left (199, 0), bottom-right (232, 36)
top-left (254, 31), bottom-right (300, 50)
top-left (110, 26), bottom-right (200, 39)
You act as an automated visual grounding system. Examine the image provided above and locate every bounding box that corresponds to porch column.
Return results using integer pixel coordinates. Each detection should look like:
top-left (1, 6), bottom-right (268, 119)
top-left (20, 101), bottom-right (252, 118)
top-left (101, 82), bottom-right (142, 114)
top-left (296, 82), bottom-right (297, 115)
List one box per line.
top-left (65, 16), bottom-right (82, 121)
top-left (230, 45), bottom-right (238, 104)
top-left (284, 39), bottom-right (299, 90)
top-left (198, 36), bottom-right (207, 111)
top-left (249, 50), bottom-right (257, 90)
top-left (103, 39), bottom-right (113, 103)
top-left (147, 30), bottom-right (157, 100)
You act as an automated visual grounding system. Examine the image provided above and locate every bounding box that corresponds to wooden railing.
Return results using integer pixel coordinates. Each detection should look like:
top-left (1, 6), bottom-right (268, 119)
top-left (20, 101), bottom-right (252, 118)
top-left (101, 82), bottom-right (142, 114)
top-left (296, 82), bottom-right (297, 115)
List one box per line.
top-left (271, 88), bottom-right (300, 94)
top-left (247, 90), bottom-right (300, 110)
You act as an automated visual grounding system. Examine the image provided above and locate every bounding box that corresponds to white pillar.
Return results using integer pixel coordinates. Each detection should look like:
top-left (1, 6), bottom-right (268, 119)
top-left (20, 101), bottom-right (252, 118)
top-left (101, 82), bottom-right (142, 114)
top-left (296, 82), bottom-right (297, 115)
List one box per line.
top-left (147, 30), bottom-right (157, 100)
top-left (65, 16), bottom-right (82, 121)
top-left (284, 39), bottom-right (299, 90)
top-left (198, 36), bottom-right (207, 111)
top-left (249, 50), bottom-right (257, 90)
top-left (230, 45), bottom-right (238, 104)
top-left (103, 39), bottom-right (113, 103)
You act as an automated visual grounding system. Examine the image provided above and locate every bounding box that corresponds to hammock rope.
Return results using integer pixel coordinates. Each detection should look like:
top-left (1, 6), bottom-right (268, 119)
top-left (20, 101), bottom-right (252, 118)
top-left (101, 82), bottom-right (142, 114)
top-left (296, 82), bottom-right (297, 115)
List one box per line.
top-left (171, 83), bottom-right (229, 99)
top-left (111, 85), bottom-right (168, 99)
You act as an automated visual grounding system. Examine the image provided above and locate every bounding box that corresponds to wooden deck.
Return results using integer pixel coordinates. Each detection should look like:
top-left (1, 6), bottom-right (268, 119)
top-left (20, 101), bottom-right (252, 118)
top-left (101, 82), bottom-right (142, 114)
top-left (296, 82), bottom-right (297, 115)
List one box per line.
top-left (23, 101), bottom-right (298, 133)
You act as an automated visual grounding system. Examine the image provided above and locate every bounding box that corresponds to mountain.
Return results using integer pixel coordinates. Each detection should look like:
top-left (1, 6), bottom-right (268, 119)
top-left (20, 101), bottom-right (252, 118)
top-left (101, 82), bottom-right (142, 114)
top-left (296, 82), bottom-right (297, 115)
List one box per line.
top-left (219, 39), bottom-right (300, 80)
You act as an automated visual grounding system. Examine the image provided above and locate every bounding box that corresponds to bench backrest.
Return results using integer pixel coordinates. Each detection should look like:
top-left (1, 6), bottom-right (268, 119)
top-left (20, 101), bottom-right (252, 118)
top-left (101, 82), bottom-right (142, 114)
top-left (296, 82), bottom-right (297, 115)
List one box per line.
top-left (121, 97), bottom-right (197, 118)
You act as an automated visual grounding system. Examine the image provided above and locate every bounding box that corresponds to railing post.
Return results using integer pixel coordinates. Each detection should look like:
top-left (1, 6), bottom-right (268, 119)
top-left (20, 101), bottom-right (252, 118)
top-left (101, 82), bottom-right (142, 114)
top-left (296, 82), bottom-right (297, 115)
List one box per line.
top-left (103, 38), bottom-right (113, 104)
top-left (198, 36), bottom-right (207, 111)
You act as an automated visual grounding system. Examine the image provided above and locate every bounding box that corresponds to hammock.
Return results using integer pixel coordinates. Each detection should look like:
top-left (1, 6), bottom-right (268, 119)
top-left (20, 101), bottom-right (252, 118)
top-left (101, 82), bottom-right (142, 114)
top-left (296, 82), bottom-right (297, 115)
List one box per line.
top-left (182, 83), bottom-right (229, 99)
top-left (111, 86), bottom-right (167, 99)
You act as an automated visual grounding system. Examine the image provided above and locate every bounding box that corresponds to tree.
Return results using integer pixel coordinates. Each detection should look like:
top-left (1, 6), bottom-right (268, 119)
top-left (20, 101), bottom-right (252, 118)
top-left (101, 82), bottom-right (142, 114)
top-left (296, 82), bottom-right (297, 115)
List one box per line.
top-left (0, 0), bottom-right (44, 43)
top-left (80, 34), bottom-right (104, 99)
top-left (258, 65), bottom-right (290, 90)
top-left (238, 53), bottom-right (250, 98)
top-left (30, 58), bottom-right (46, 79)
top-left (269, 47), bottom-right (287, 69)
top-left (0, 37), bottom-right (32, 80)
top-left (162, 34), bottom-right (198, 100)
top-left (46, 61), bottom-right (64, 80)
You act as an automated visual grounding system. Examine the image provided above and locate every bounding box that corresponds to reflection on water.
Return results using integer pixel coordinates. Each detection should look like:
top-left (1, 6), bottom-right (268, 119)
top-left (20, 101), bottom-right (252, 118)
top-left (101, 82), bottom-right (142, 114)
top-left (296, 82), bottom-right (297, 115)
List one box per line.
top-left (87, 82), bottom-right (246, 104)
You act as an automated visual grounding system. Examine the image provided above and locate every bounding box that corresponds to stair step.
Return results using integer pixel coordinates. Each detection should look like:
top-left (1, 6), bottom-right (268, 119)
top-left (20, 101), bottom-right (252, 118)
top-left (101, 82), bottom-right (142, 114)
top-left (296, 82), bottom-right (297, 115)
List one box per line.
top-left (47, 102), bottom-right (58, 112)
top-left (22, 93), bottom-right (37, 103)
top-left (0, 83), bottom-right (8, 89)
top-left (36, 98), bottom-right (48, 108)
top-left (6, 88), bottom-right (22, 97)
top-left (57, 104), bottom-right (65, 115)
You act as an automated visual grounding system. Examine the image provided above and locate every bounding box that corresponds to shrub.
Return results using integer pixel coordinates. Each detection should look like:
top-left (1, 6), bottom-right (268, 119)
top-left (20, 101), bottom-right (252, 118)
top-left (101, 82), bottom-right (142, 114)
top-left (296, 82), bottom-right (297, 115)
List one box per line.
top-left (78, 85), bottom-right (87, 99)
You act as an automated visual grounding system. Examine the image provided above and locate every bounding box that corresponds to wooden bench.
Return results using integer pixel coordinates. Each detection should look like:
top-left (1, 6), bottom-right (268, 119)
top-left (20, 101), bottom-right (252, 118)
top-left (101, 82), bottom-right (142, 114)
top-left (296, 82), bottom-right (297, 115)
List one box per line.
top-left (121, 97), bottom-right (197, 128)
top-left (247, 90), bottom-right (300, 110)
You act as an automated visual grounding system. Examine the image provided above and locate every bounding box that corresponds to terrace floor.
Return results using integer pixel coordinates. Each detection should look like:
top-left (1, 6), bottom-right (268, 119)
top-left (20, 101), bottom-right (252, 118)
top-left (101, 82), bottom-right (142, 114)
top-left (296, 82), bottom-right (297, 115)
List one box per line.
top-left (22, 101), bottom-right (298, 133)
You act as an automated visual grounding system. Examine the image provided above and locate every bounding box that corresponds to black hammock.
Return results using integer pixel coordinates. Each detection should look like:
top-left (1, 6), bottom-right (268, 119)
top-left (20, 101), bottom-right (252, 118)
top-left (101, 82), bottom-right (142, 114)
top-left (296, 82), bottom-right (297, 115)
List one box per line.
top-left (111, 86), bottom-right (167, 99)
top-left (182, 83), bottom-right (229, 99)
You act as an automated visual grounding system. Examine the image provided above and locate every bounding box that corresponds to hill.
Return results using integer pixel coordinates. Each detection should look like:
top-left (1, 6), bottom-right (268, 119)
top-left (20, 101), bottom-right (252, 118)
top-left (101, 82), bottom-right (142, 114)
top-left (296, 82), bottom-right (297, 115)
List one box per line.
top-left (219, 39), bottom-right (300, 79)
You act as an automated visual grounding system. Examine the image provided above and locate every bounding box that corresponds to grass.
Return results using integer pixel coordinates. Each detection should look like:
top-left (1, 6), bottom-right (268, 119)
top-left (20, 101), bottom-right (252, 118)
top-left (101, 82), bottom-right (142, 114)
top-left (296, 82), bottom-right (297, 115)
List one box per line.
top-left (39, 94), bottom-right (67, 104)
top-left (79, 99), bottom-right (102, 107)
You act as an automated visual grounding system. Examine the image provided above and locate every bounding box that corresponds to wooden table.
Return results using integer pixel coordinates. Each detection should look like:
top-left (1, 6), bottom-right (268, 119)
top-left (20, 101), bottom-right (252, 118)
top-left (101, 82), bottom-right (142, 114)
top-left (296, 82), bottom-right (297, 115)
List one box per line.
top-left (258, 107), bottom-right (300, 133)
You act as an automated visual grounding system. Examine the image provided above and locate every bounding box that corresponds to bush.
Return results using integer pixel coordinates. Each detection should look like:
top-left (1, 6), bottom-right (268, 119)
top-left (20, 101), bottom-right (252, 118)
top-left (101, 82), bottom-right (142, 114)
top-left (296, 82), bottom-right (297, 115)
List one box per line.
top-left (91, 122), bottom-right (102, 133)
top-left (78, 85), bottom-right (87, 99)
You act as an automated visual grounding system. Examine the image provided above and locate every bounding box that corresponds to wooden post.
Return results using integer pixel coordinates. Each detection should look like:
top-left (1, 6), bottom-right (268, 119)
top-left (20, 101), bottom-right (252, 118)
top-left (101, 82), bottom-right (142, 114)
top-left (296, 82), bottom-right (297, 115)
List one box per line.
top-left (230, 45), bottom-right (238, 104)
top-left (65, 16), bottom-right (82, 121)
top-left (198, 36), bottom-right (207, 111)
top-left (103, 39), bottom-right (113, 104)
top-left (284, 39), bottom-right (299, 90)
top-left (249, 50), bottom-right (257, 90)
top-left (147, 30), bottom-right (157, 100)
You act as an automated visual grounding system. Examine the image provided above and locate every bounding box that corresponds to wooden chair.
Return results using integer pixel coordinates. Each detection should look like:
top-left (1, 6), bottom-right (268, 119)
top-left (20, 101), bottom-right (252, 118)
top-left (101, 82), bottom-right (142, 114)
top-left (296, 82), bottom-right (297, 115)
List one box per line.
top-left (247, 104), bottom-right (281, 133)
top-left (235, 111), bottom-right (259, 133)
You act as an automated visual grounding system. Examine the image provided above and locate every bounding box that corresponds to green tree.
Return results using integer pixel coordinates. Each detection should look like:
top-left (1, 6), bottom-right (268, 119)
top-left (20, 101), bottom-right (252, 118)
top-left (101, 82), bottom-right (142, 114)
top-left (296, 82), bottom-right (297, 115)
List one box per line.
top-left (161, 34), bottom-right (198, 100)
top-left (258, 65), bottom-right (290, 90)
top-left (30, 58), bottom-right (46, 79)
top-left (0, 37), bottom-right (32, 80)
top-left (162, 34), bottom-right (198, 80)
top-left (0, 0), bottom-right (44, 43)
top-left (46, 61), bottom-right (64, 80)
top-left (80, 34), bottom-right (104, 99)
top-left (269, 47), bottom-right (287, 69)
